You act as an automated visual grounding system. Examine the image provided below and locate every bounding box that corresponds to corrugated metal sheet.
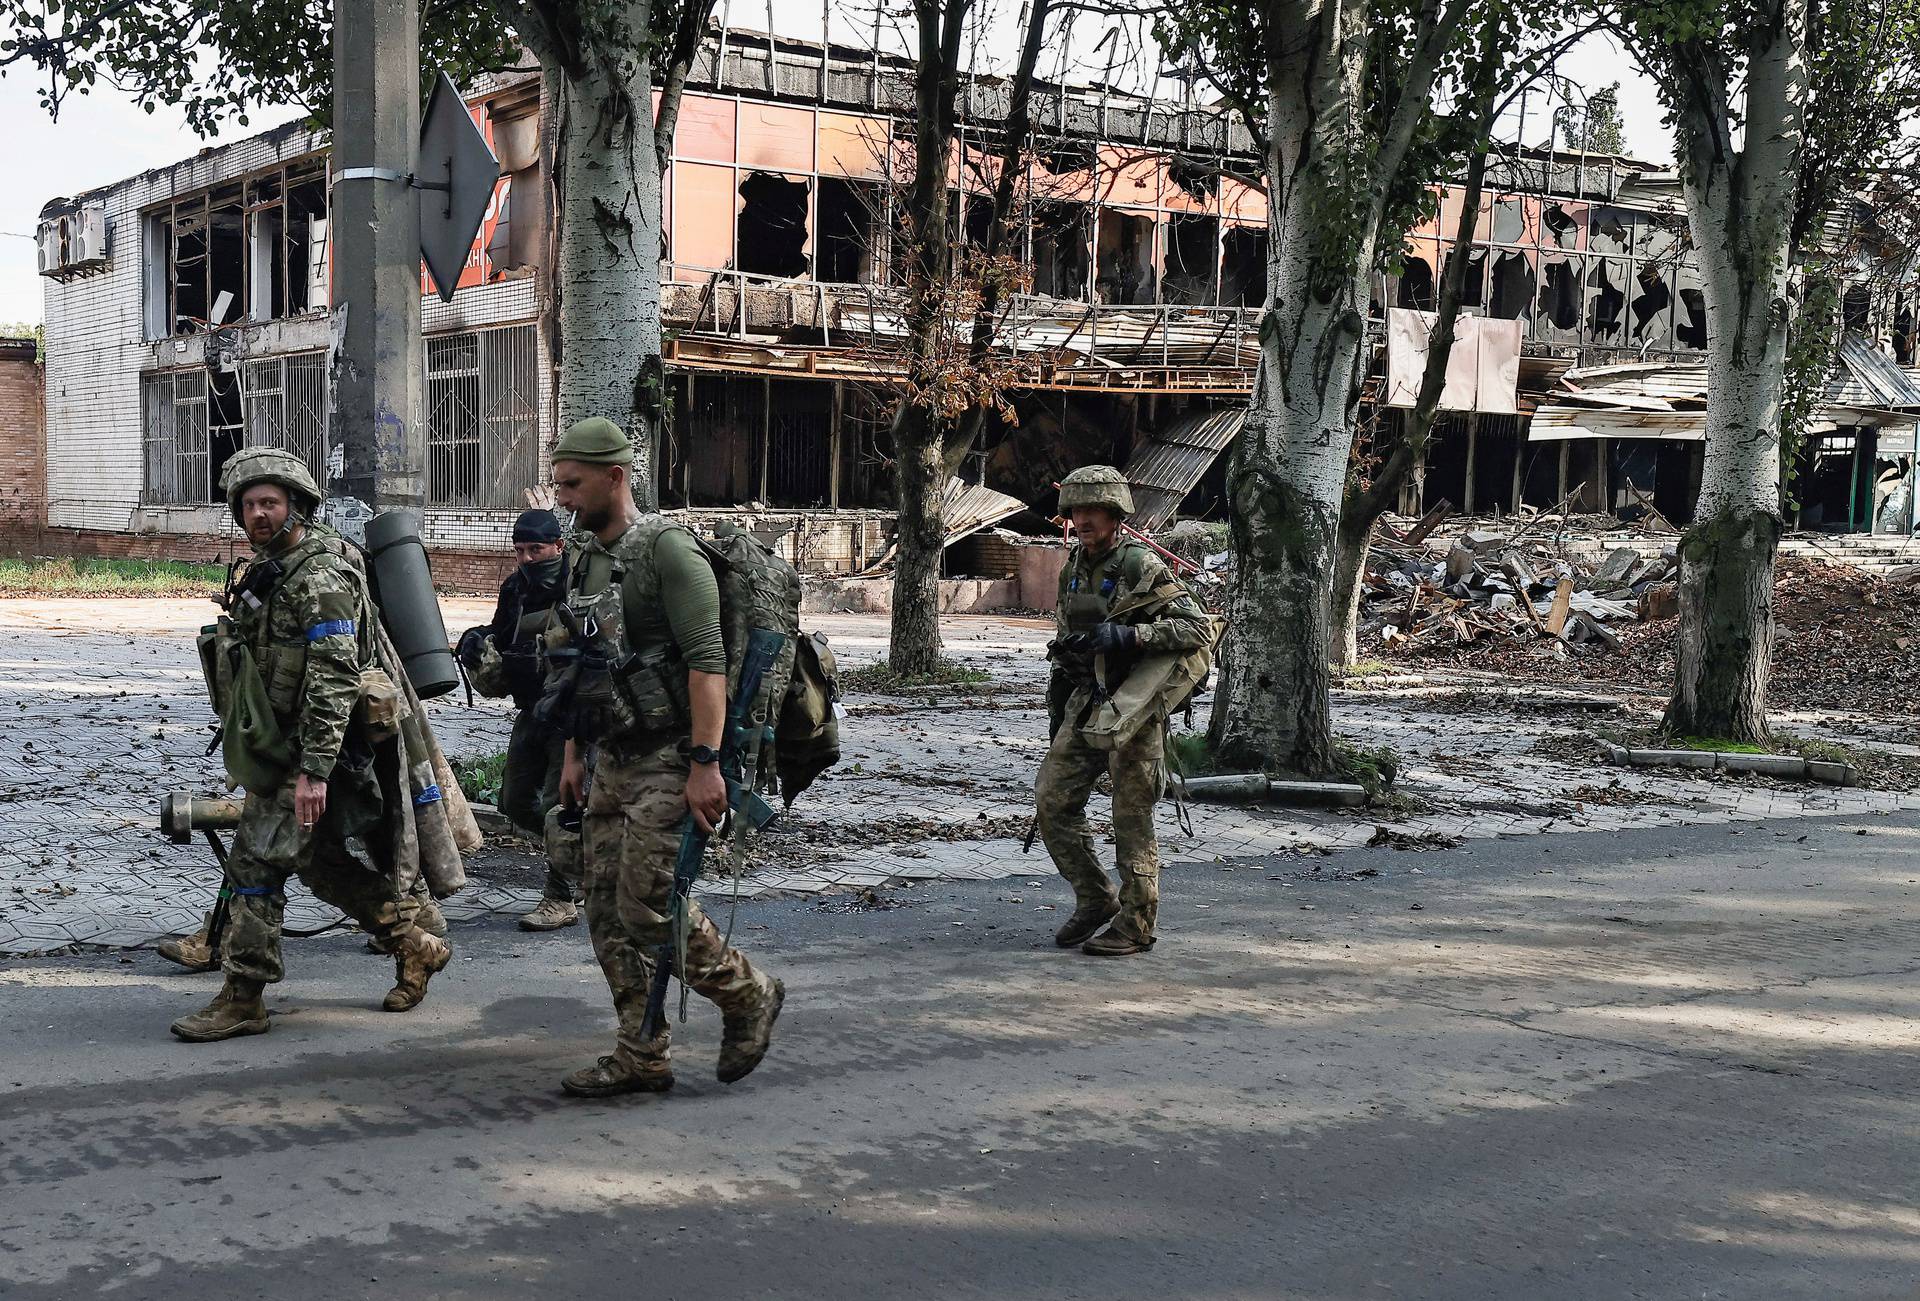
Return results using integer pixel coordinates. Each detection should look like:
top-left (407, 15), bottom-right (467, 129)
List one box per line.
top-left (939, 476), bottom-right (1028, 546)
top-left (1122, 406), bottom-right (1247, 531)
top-left (1529, 404), bottom-right (1704, 442)
top-left (1828, 332), bottom-right (1920, 409)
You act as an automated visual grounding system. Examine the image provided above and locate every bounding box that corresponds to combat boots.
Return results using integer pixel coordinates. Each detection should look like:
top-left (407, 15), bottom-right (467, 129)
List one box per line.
top-left (156, 926), bottom-right (218, 972)
top-left (518, 898), bottom-right (579, 931)
top-left (560, 1054), bottom-right (675, 1099)
top-left (717, 976), bottom-right (785, 1084)
top-left (1053, 898), bottom-right (1119, 948)
top-left (1081, 925), bottom-right (1154, 957)
top-left (382, 931), bottom-right (452, 1012)
top-left (169, 976), bottom-right (270, 1042)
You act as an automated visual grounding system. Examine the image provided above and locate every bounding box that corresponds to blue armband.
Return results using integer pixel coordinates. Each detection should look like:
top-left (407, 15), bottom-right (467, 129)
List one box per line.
top-left (306, 619), bottom-right (356, 642)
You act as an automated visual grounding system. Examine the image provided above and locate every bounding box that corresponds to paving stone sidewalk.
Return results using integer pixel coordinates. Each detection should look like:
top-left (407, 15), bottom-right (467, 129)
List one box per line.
top-left (2, 597), bottom-right (1913, 956)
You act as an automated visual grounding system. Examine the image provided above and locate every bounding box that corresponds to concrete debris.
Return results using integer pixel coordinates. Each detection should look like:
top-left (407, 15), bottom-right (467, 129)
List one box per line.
top-left (1364, 523), bottom-right (1678, 654)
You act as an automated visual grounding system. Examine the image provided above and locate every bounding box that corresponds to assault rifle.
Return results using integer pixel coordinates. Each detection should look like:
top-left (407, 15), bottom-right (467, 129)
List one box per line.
top-left (639, 628), bottom-right (786, 1040)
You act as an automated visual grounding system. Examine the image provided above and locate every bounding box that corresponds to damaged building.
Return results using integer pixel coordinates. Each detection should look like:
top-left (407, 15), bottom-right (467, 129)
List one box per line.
top-left (30, 33), bottom-right (1920, 588)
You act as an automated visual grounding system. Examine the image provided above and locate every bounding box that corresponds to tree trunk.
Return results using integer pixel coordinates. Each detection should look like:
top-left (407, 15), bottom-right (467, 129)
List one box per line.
top-left (1327, 513), bottom-right (1369, 667)
top-left (1665, 243), bottom-right (1787, 741)
top-left (552, 54), bottom-right (666, 509)
top-left (1662, 1), bottom-right (1805, 743)
top-left (888, 405), bottom-right (948, 674)
top-left (1207, 32), bottom-right (1373, 777)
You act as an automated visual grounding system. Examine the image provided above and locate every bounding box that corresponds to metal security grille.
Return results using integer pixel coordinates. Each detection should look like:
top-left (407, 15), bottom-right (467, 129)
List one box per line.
top-left (241, 352), bottom-right (328, 486)
top-left (141, 369), bottom-right (208, 504)
top-left (143, 353), bottom-right (326, 505)
top-left (426, 324), bottom-right (539, 508)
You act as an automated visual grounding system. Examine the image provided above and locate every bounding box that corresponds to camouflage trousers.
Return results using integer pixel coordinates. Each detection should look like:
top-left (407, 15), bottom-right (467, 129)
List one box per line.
top-left (1034, 715), bottom-right (1166, 942)
top-left (583, 738), bottom-right (767, 1070)
top-left (500, 711), bottom-right (581, 902)
top-left (221, 779), bottom-right (430, 985)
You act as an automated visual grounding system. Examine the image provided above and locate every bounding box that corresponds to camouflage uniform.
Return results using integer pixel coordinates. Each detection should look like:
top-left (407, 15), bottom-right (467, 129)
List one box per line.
top-left (216, 525), bottom-right (442, 983)
top-left (546, 417), bottom-right (781, 1095)
top-left (171, 448), bottom-right (450, 1040)
top-left (1036, 468), bottom-right (1210, 953)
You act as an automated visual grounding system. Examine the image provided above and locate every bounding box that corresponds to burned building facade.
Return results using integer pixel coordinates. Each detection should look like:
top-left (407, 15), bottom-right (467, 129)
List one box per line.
top-left (33, 35), bottom-right (1920, 584)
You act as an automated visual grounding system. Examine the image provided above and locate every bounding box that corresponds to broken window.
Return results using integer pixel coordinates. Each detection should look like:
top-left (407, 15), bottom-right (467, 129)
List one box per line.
top-left (425, 325), bottom-right (540, 508)
top-left (150, 161), bottom-right (326, 337)
top-left (677, 375), bottom-right (764, 505)
top-left (206, 184), bottom-right (246, 327)
top-left (961, 191), bottom-right (994, 250)
top-left (1630, 266), bottom-right (1673, 344)
top-left (1166, 161), bottom-right (1219, 206)
top-left (1164, 213), bottom-right (1219, 305)
top-left (1585, 259), bottom-right (1626, 341)
top-left (1033, 202), bottom-right (1091, 300)
top-left (1489, 251), bottom-right (1534, 320)
top-left (1095, 209), bottom-right (1155, 305)
top-left (735, 171), bottom-right (810, 278)
top-left (487, 92), bottom-right (544, 279)
top-left (1541, 203), bottom-right (1579, 248)
top-left (1538, 257), bottom-right (1581, 331)
top-left (1396, 256), bottom-right (1436, 312)
top-left (1677, 289), bottom-right (1709, 349)
top-left (169, 202), bottom-right (209, 331)
top-left (1491, 196), bottom-right (1528, 245)
top-left (1843, 282), bottom-right (1871, 332)
top-left (816, 176), bottom-right (881, 283)
top-left (207, 363), bottom-right (245, 493)
top-left (1895, 301), bottom-right (1915, 365)
top-left (1221, 225), bottom-right (1268, 308)
top-left (1460, 248), bottom-right (1487, 308)
top-left (1588, 209), bottom-right (1632, 259)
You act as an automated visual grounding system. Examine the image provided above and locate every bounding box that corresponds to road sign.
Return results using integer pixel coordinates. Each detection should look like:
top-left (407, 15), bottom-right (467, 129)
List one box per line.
top-left (417, 69), bottom-right (501, 303)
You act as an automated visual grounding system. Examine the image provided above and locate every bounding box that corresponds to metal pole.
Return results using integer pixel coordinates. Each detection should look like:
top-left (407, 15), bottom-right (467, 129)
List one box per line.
top-left (328, 0), bottom-right (424, 523)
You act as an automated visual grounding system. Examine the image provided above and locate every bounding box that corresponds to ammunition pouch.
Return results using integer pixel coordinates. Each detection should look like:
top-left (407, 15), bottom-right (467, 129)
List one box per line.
top-left (258, 639), bottom-right (308, 716)
top-left (220, 641), bottom-right (295, 792)
top-left (354, 665), bottom-right (407, 741)
top-left (612, 644), bottom-right (691, 736)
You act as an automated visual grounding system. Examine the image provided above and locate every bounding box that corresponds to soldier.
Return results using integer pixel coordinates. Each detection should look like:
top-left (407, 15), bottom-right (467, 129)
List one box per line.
top-left (457, 508), bottom-right (582, 930)
top-left (1036, 465), bottom-right (1211, 956)
top-left (169, 448), bottom-right (453, 1041)
top-left (543, 417), bottom-right (783, 1098)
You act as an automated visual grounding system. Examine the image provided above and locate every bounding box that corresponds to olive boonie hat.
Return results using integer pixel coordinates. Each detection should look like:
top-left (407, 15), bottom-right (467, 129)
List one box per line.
top-left (551, 416), bottom-right (635, 466)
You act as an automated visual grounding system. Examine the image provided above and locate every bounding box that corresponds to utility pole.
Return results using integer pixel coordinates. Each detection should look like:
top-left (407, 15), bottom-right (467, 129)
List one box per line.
top-left (328, 0), bottom-right (425, 525)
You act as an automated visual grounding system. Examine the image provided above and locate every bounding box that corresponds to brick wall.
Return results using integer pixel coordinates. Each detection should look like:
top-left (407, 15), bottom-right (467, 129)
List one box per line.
top-left (0, 339), bottom-right (45, 547)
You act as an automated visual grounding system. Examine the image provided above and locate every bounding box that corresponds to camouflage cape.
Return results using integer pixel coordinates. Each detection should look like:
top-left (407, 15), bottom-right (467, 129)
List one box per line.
top-left (370, 613), bottom-right (479, 898)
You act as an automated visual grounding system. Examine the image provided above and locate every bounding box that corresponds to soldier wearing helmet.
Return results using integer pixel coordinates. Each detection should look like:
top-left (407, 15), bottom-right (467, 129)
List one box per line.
top-left (1035, 464), bottom-right (1211, 956)
top-left (164, 448), bottom-right (453, 1042)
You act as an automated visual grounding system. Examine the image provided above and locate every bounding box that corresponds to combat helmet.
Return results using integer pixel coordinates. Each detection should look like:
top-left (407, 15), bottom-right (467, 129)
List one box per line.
top-left (1057, 464), bottom-right (1134, 517)
top-left (220, 446), bottom-right (321, 524)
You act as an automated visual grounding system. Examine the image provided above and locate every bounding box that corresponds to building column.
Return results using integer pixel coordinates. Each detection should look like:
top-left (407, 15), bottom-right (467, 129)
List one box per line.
top-left (328, 0), bottom-right (424, 520)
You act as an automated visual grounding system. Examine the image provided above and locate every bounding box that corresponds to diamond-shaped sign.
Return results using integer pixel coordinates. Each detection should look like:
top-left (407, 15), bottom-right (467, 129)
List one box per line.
top-left (418, 69), bottom-right (501, 304)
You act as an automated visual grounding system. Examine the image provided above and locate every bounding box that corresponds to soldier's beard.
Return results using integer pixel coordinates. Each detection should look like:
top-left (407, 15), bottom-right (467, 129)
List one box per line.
top-left (574, 504), bottom-right (611, 534)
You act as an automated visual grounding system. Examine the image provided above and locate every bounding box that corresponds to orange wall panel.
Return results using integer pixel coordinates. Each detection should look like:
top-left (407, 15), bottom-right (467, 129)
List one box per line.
top-left (672, 162), bottom-right (738, 272)
top-left (738, 102), bottom-right (815, 172)
top-left (819, 112), bottom-right (891, 180)
top-left (1222, 177), bottom-right (1268, 224)
top-left (675, 94), bottom-right (737, 163)
top-left (1097, 146), bottom-right (1161, 208)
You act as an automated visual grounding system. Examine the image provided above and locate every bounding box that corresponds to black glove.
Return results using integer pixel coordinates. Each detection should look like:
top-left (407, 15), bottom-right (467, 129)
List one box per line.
top-left (455, 626), bottom-right (493, 671)
top-left (1090, 622), bottom-right (1137, 656)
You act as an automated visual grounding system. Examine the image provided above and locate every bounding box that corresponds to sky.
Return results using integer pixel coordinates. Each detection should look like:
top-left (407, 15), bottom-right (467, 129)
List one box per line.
top-left (0, 12), bottom-right (1669, 328)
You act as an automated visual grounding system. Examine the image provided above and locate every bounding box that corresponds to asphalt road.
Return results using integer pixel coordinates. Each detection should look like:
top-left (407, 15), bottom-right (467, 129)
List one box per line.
top-left (4, 811), bottom-right (1918, 1299)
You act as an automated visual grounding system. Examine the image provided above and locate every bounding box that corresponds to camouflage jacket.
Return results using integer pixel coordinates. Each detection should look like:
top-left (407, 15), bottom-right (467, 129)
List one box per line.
top-left (1047, 539), bottom-right (1210, 729)
top-left (230, 523), bottom-right (372, 780)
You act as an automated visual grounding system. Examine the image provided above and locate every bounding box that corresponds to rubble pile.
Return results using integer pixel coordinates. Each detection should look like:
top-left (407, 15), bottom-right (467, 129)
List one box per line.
top-left (1365, 524), bottom-right (1678, 655)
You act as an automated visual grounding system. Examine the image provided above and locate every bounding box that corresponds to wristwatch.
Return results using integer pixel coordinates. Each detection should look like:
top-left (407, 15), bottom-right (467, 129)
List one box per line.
top-left (688, 745), bottom-right (721, 766)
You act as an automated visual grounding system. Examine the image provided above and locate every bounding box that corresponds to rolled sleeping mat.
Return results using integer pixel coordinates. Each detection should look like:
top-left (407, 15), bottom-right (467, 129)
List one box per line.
top-left (364, 509), bottom-right (459, 699)
top-left (160, 793), bottom-right (244, 843)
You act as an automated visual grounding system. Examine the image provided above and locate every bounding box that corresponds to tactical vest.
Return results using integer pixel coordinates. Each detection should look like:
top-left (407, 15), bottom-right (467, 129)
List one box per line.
top-left (1057, 541), bottom-right (1152, 634)
top-left (539, 516), bottom-right (692, 748)
top-left (230, 529), bottom-right (375, 721)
